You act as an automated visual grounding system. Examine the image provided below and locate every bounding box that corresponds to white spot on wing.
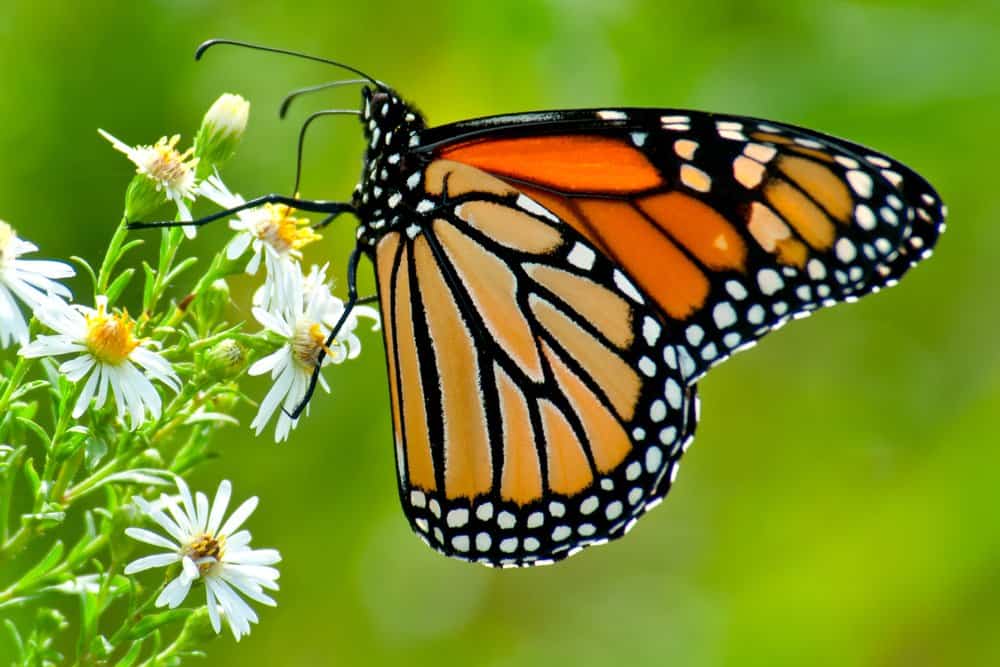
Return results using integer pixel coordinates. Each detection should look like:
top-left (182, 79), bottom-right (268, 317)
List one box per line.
top-left (614, 270), bottom-right (644, 302)
top-left (597, 110), bottom-right (628, 120)
top-left (517, 194), bottom-right (560, 222)
top-left (642, 316), bottom-right (661, 345)
top-left (567, 243), bottom-right (596, 270)
top-left (846, 170), bottom-right (874, 198)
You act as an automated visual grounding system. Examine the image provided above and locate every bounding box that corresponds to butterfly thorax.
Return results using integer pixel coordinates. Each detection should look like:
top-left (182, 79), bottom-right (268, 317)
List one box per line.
top-left (354, 86), bottom-right (427, 248)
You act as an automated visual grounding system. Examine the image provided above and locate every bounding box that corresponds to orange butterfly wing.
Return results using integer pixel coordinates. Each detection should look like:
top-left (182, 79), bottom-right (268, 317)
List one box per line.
top-left (374, 161), bottom-right (697, 566)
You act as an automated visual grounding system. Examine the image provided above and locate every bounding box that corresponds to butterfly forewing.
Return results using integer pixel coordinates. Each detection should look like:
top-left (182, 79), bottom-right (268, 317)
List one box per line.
top-left (417, 108), bottom-right (945, 382)
top-left (373, 161), bottom-right (698, 566)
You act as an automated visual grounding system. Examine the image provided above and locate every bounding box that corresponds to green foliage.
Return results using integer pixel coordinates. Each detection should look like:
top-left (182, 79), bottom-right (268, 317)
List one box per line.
top-left (1, 1), bottom-right (998, 666)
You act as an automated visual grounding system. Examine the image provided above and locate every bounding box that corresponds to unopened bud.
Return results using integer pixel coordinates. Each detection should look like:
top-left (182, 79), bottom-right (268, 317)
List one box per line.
top-left (194, 279), bottom-right (230, 328)
top-left (36, 607), bottom-right (69, 635)
top-left (205, 339), bottom-right (247, 380)
top-left (195, 93), bottom-right (250, 169)
top-left (123, 173), bottom-right (167, 221)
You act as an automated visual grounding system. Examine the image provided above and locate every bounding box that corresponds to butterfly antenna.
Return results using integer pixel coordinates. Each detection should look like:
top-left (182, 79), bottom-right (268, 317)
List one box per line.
top-left (292, 109), bottom-right (362, 194)
top-left (279, 79), bottom-right (369, 118)
top-left (195, 38), bottom-right (381, 87)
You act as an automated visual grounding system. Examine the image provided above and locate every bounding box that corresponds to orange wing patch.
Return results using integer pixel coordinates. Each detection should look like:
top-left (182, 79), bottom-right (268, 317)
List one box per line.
top-left (528, 294), bottom-right (641, 421)
top-left (776, 155), bottom-right (852, 222)
top-left (541, 343), bottom-right (631, 474)
top-left (388, 243), bottom-right (437, 491)
top-left (764, 179), bottom-right (836, 251)
top-left (576, 198), bottom-right (710, 320)
top-left (455, 200), bottom-right (562, 254)
top-left (413, 236), bottom-right (493, 499)
top-left (539, 399), bottom-right (593, 495)
top-left (637, 192), bottom-right (747, 272)
top-left (495, 364), bottom-right (544, 505)
top-left (440, 135), bottom-right (663, 193)
top-left (434, 218), bottom-right (545, 382)
top-left (425, 159), bottom-right (519, 198)
top-left (747, 202), bottom-right (809, 268)
top-left (375, 233), bottom-right (405, 482)
top-left (523, 263), bottom-right (634, 350)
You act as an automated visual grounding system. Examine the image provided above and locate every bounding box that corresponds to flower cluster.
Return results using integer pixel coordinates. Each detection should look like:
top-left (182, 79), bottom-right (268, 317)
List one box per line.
top-left (1, 90), bottom-right (381, 660)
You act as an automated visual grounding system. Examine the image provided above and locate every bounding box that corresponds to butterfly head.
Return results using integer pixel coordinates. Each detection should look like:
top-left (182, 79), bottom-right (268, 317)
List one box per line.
top-left (354, 87), bottom-right (427, 240)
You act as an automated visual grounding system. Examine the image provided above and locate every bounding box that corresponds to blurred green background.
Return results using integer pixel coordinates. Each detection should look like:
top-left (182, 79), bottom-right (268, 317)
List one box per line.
top-left (2, 0), bottom-right (999, 664)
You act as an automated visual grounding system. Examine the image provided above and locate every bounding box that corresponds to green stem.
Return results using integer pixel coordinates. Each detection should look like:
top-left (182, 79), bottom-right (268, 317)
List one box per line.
top-left (0, 355), bottom-right (31, 417)
top-left (0, 533), bottom-right (109, 600)
top-left (0, 524), bottom-right (31, 562)
top-left (50, 447), bottom-right (85, 503)
top-left (97, 217), bottom-right (129, 296)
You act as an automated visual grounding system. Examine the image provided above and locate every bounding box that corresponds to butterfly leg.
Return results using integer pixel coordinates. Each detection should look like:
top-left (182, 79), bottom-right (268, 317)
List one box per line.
top-left (126, 196), bottom-right (355, 230)
top-left (285, 243), bottom-right (364, 420)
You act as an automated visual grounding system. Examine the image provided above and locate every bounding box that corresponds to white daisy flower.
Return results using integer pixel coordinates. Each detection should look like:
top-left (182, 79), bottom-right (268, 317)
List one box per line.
top-left (0, 220), bottom-right (74, 347)
top-left (198, 174), bottom-right (321, 310)
top-left (19, 296), bottom-right (180, 428)
top-left (249, 263), bottom-right (379, 442)
top-left (99, 130), bottom-right (200, 238)
top-left (124, 478), bottom-right (281, 642)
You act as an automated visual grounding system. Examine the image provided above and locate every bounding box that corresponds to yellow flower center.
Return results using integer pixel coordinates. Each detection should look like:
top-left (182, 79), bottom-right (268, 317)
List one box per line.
top-left (292, 321), bottom-right (337, 369)
top-left (84, 305), bottom-right (139, 365)
top-left (186, 532), bottom-right (226, 574)
top-left (144, 135), bottom-right (197, 187)
top-left (254, 204), bottom-right (321, 254)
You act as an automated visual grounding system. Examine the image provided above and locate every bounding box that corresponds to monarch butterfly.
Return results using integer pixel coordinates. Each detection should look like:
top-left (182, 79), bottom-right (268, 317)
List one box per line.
top-left (135, 40), bottom-right (945, 568)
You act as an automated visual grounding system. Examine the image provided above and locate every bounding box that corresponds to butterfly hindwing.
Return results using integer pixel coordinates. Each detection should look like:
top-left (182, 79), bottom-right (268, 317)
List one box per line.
top-left (373, 161), bottom-right (698, 566)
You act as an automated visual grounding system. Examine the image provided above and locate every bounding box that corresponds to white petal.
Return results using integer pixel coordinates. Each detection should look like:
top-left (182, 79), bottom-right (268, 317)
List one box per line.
top-left (247, 346), bottom-right (288, 377)
top-left (124, 552), bottom-right (181, 575)
top-left (194, 492), bottom-right (210, 533)
top-left (225, 548), bottom-right (282, 566)
top-left (156, 570), bottom-right (194, 608)
top-left (207, 480), bottom-right (232, 536)
top-left (226, 232), bottom-right (253, 260)
top-left (134, 497), bottom-right (188, 544)
top-left (124, 527), bottom-right (180, 551)
top-left (205, 583), bottom-right (222, 633)
top-left (71, 364), bottom-right (100, 418)
top-left (174, 477), bottom-right (198, 532)
top-left (218, 496), bottom-right (258, 537)
top-left (19, 335), bottom-right (84, 358)
top-left (61, 354), bottom-right (96, 383)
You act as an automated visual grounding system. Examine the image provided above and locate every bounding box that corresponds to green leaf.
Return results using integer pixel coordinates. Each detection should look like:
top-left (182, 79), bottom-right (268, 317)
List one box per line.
top-left (23, 457), bottom-right (40, 498)
top-left (18, 541), bottom-right (64, 588)
top-left (15, 417), bottom-right (51, 447)
top-left (10, 379), bottom-right (49, 402)
top-left (162, 256), bottom-right (199, 285)
top-left (90, 634), bottom-right (114, 658)
top-left (141, 261), bottom-right (156, 313)
top-left (115, 638), bottom-right (144, 667)
top-left (70, 256), bottom-right (99, 293)
top-left (106, 268), bottom-right (137, 305)
top-left (3, 619), bottom-right (24, 659)
top-left (124, 609), bottom-right (191, 640)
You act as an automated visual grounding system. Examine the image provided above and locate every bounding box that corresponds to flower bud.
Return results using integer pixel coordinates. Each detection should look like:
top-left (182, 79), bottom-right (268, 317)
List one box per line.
top-left (36, 606), bottom-right (69, 635)
top-left (123, 173), bottom-right (168, 221)
top-left (204, 339), bottom-right (247, 380)
top-left (194, 279), bottom-right (230, 329)
top-left (194, 93), bottom-right (250, 169)
top-left (133, 448), bottom-right (165, 468)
